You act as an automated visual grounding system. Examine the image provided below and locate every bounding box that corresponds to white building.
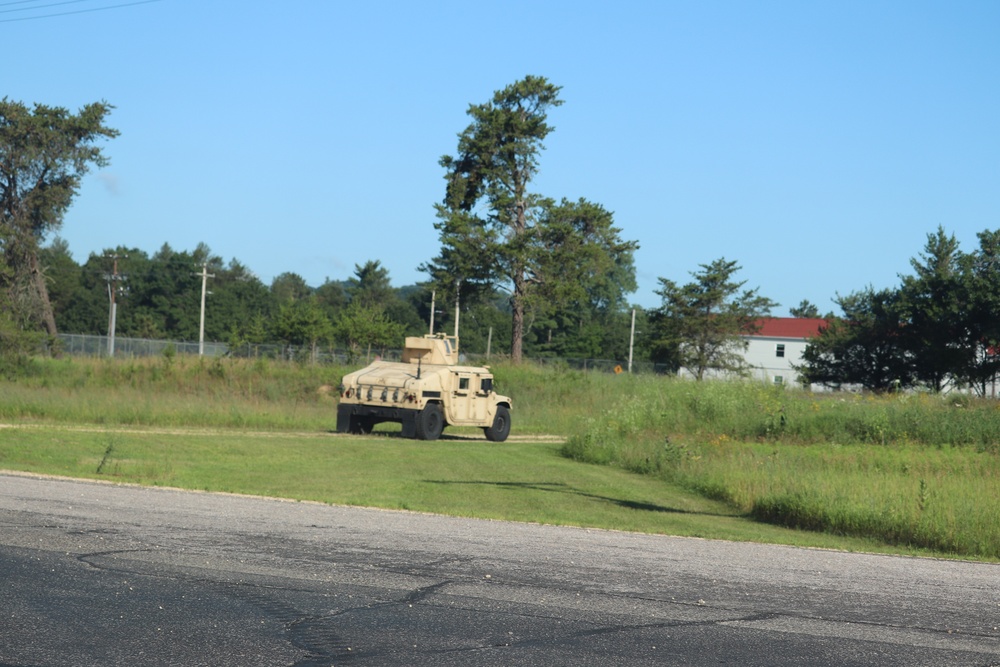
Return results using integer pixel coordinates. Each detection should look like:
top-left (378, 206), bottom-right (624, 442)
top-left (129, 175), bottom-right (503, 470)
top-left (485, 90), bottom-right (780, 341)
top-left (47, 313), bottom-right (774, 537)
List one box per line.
top-left (742, 318), bottom-right (826, 387)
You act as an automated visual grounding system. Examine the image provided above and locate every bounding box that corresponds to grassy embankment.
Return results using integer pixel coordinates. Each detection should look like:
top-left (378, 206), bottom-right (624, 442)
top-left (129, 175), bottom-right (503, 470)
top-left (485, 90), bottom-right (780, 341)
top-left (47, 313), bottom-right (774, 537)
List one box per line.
top-left (562, 373), bottom-right (1000, 559)
top-left (0, 354), bottom-right (998, 560)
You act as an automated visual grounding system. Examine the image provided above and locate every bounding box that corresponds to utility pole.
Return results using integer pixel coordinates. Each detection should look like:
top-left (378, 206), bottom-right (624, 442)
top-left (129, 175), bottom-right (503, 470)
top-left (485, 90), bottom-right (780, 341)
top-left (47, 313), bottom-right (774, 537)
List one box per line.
top-left (105, 254), bottom-right (126, 357)
top-left (195, 264), bottom-right (215, 356)
top-left (628, 308), bottom-right (636, 374)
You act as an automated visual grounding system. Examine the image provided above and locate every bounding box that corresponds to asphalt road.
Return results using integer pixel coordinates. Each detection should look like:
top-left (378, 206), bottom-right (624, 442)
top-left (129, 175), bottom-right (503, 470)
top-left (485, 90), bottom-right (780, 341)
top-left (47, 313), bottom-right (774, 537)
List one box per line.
top-left (0, 472), bottom-right (998, 667)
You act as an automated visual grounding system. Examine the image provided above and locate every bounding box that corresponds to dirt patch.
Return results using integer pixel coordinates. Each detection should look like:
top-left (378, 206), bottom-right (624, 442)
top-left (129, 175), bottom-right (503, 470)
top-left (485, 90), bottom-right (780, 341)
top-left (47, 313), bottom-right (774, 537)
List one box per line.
top-left (0, 423), bottom-right (565, 443)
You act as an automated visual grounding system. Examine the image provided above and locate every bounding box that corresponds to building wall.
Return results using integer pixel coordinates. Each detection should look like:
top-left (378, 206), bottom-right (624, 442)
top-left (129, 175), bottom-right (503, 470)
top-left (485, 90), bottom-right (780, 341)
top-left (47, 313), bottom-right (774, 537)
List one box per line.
top-left (743, 335), bottom-right (811, 386)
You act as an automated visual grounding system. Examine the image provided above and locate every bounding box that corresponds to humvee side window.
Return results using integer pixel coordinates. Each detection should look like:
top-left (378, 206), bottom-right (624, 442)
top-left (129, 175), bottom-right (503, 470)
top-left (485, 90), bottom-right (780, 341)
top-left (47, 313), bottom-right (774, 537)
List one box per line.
top-left (459, 377), bottom-right (469, 390)
top-left (481, 378), bottom-right (493, 393)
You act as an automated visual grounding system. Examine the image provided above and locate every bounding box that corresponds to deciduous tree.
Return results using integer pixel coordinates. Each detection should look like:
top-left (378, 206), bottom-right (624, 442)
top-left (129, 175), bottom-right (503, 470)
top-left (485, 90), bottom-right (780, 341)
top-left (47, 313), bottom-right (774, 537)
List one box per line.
top-left (332, 299), bottom-right (404, 362)
top-left (270, 272), bottom-right (311, 305)
top-left (273, 300), bottom-right (334, 363)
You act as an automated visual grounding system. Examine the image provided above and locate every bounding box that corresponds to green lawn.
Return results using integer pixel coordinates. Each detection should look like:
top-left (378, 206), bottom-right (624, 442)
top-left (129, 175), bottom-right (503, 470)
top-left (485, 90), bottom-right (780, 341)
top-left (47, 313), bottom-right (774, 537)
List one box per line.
top-left (0, 423), bottom-right (957, 558)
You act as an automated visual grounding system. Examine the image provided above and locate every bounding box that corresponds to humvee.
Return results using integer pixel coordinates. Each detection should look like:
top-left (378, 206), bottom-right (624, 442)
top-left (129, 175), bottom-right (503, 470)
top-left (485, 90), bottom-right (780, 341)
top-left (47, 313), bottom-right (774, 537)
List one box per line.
top-left (336, 334), bottom-right (511, 441)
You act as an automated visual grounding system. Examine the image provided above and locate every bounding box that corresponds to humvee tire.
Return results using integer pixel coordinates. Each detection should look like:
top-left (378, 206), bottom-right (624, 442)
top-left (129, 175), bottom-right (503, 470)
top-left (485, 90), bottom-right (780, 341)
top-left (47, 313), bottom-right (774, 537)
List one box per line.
top-left (415, 403), bottom-right (444, 441)
top-left (349, 415), bottom-right (375, 435)
top-left (484, 405), bottom-right (511, 442)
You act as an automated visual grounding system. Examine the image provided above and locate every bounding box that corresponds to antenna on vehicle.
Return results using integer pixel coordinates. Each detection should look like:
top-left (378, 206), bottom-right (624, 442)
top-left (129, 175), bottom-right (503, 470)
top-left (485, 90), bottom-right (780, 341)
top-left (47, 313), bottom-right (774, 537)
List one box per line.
top-left (429, 290), bottom-right (435, 335)
top-left (453, 279), bottom-right (461, 354)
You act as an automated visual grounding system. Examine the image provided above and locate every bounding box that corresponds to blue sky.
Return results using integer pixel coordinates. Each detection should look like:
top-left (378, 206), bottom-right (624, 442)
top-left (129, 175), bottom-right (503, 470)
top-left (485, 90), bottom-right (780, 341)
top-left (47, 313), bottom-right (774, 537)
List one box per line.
top-left (5, 0), bottom-right (998, 314)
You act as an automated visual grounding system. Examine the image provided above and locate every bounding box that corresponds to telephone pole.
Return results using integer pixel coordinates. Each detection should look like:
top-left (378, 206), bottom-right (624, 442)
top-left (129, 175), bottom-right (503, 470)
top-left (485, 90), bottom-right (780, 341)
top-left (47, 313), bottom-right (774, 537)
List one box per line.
top-left (628, 308), bottom-right (636, 374)
top-left (195, 264), bottom-right (215, 356)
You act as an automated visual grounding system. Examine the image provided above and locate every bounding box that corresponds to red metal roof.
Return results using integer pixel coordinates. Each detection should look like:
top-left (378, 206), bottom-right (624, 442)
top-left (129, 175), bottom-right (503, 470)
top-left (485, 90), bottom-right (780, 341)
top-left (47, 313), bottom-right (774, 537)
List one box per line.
top-left (751, 318), bottom-right (827, 339)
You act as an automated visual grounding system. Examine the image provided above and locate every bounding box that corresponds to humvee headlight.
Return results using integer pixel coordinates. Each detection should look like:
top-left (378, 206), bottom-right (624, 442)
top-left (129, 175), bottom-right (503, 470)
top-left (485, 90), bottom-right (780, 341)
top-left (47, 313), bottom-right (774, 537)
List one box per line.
top-left (393, 389), bottom-right (400, 402)
top-left (366, 387), bottom-right (373, 400)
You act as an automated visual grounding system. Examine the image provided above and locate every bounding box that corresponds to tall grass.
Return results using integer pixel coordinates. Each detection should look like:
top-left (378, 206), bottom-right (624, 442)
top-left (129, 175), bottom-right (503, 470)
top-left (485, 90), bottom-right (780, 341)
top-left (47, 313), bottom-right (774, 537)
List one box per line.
top-left (664, 441), bottom-right (999, 557)
top-left (0, 355), bottom-right (564, 433)
top-left (562, 378), bottom-right (1000, 558)
top-left (562, 376), bottom-right (1000, 449)
top-left (0, 355), bottom-right (345, 430)
top-left (488, 361), bottom-right (620, 434)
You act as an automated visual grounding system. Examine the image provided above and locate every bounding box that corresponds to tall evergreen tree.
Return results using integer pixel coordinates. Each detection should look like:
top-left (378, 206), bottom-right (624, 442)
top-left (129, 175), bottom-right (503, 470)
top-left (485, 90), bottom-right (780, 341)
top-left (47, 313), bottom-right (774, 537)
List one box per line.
top-left (798, 287), bottom-right (912, 392)
top-left (898, 227), bottom-right (968, 392)
top-left (789, 300), bottom-right (821, 319)
top-left (425, 76), bottom-right (637, 363)
top-left (0, 99), bottom-right (118, 337)
top-left (348, 260), bottom-right (393, 308)
top-left (528, 198), bottom-right (638, 358)
top-left (963, 230), bottom-right (1000, 394)
top-left (651, 258), bottom-right (776, 379)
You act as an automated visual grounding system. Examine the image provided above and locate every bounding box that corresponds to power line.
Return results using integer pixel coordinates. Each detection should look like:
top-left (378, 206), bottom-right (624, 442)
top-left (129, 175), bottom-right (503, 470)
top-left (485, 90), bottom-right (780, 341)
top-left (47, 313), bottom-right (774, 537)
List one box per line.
top-left (0, 0), bottom-right (163, 22)
top-left (0, 1), bottom-right (99, 16)
top-left (0, 0), bottom-right (66, 8)
top-left (0, 0), bottom-right (55, 8)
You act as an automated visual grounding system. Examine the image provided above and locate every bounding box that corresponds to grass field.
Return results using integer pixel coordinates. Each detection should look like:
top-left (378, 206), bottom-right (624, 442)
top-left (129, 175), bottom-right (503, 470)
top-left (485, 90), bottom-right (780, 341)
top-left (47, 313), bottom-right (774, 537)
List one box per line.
top-left (1, 354), bottom-right (998, 561)
top-left (0, 423), bottom-right (918, 555)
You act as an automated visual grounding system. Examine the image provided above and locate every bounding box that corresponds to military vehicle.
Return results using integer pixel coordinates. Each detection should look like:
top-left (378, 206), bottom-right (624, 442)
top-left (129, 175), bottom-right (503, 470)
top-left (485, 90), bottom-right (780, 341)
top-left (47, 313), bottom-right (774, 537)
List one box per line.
top-left (336, 334), bottom-right (511, 441)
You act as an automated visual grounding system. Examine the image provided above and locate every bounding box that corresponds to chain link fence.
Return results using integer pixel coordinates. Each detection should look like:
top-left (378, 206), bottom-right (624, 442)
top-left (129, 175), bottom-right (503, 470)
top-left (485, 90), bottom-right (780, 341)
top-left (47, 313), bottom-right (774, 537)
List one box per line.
top-left (55, 333), bottom-right (674, 374)
top-left (57, 334), bottom-right (229, 358)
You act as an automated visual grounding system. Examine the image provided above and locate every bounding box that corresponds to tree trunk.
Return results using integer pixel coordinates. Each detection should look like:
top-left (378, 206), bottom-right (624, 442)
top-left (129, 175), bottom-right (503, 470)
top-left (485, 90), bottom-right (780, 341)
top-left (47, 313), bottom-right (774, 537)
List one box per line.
top-left (509, 191), bottom-right (528, 364)
top-left (510, 268), bottom-right (526, 364)
top-left (28, 250), bottom-right (58, 338)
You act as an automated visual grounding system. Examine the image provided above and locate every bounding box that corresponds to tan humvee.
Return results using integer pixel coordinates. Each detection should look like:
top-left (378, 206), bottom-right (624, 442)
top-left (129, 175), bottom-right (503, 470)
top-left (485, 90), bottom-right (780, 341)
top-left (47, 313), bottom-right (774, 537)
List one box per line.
top-left (336, 334), bottom-right (512, 441)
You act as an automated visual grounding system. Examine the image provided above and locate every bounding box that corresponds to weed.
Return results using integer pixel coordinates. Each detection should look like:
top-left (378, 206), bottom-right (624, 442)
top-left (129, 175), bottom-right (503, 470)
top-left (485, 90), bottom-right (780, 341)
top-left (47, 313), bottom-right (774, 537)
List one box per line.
top-left (209, 357), bottom-right (226, 380)
top-left (96, 437), bottom-right (118, 475)
top-left (162, 343), bottom-right (176, 366)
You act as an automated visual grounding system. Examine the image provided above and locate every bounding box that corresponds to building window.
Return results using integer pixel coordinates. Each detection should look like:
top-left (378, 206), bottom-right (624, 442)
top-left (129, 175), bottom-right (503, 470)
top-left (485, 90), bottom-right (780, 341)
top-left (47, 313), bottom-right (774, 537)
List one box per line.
top-left (774, 375), bottom-right (784, 385)
top-left (776, 344), bottom-right (785, 358)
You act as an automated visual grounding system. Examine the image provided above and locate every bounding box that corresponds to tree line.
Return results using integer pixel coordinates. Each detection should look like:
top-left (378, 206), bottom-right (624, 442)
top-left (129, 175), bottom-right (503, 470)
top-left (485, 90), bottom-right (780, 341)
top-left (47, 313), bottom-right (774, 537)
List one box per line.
top-left (5, 85), bottom-right (1000, 394)
top-left (34, 237), bottom-right (646, 364)
top-left (0, 79), bottom-right (648, 364)
top-left (800, 227), bottom-right (1000, 395)
top-left (40, 241), bottom-right (430, 361)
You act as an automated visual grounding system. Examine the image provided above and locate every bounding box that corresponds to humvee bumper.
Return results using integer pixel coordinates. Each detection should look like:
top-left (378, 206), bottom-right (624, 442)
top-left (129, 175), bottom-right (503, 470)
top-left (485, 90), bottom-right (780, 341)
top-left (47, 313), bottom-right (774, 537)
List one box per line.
top-left (337, 403), bottom-right (419, 438)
